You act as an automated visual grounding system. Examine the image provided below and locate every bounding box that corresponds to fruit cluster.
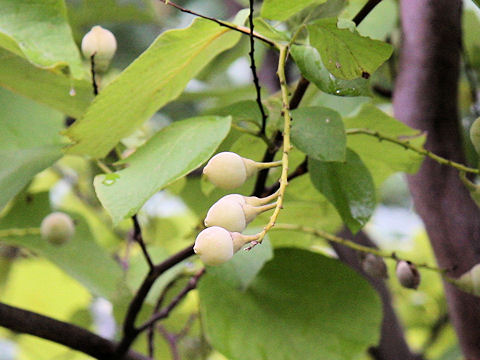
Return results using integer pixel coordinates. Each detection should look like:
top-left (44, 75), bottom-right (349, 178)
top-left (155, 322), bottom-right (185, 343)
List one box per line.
top-left (194, 152), bottom-right (281, 266)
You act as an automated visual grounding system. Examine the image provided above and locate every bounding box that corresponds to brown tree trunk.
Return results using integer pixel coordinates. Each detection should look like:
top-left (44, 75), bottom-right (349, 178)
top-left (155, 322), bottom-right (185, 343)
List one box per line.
top-left (393, 1), bottom-right (480, 358)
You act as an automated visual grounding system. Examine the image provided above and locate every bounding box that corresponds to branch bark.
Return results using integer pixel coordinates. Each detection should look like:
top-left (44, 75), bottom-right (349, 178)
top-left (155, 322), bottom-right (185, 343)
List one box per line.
top-left (393, 1), bottom-right (480, 357)
top-left (0, 302), bottom-right (149, 360)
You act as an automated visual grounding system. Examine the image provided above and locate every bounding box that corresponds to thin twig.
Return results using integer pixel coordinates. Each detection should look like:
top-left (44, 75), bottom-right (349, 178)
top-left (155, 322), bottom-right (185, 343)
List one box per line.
top-left (115, 244), bottom-right (195, 358)
top-left (159, 0), bottom-right (275, 46)
top-left (90, 55), bottom-right (99, 96)
top-left (272, 223), bottom-right (447, 273)
top-left (0, 228), bottom-right (41, 238)
top-left (346, 128), bottom-right (479, 174)
top-left (138, 268), bottom-right (206, 332)
top-left (247, 0), bottom-right (268, 135)
top-left (147, 275), bottom-right (185, 357)
top-left (131, 215), bottom-right (154, 270)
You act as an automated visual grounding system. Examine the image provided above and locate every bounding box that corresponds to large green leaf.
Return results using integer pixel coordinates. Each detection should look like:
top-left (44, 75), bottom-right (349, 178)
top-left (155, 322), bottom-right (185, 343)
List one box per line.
top-left (290, 44), bottom-right (370, 97)
top-left (0, 0), bottom-right (84, 78)
top-left (0, 193), bottom-right (126, 300)
top-left (66, 17), bottom-right (244, 158)
top-left (308, 18), bottom-right (393, 79)
top-left (0, 49), bottom-right (93, 118)
top-left (261, 0), bottom-right (328, 20)
top-left (291, 106), bottom-right (346, 161)
top-left (344, 104), bottom-right (425, 187)
top-left (0, 89), bottom-right (64, 210)
top-left (199, 248), bottom-right (382, 360)
top-left (94, 116), bottom-right (231, 225)
top-left (309, 149), bottom-right (376, 233)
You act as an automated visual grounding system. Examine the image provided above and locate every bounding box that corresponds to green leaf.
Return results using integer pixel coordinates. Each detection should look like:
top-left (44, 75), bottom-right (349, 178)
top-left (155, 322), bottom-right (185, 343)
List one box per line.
top-left (261, 0), bottom-right (328, 21)
top-left (252, 18), bottom-right (290, 42)
top-left (309, 149), bottom-right (376, 233)
top-left (199, 248), bottom-right (382, 360)
top-left (0, 89), bottom-right (64, 210)
top-left (290, 45), bottom-right (370, 97)
top-left (291, 107), bottom-right (346, 161)
top-left (0, 193), bottom-right (126, 300)
top-left (0, 0), bottom-right (84, 78)
top-left (94, 116), bottom-right (231, 225)
top-left (0, 49), bottom-right (93, 118)
top-left (308, 18), bottom-right (393, 79)
top-left (206, 100), bottom-right (264, 129)
top-left (344, 104), bottom-right (425, 187)
top-left (65, 18), bottom-right (243, 158)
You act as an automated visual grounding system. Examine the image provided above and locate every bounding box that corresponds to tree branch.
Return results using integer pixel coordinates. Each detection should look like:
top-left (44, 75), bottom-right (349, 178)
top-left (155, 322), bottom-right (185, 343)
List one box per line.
top-left (393, 1), bottom-right (480, 358)
top-left (248, 0), bottom-right (268, 135)
top-left (115, 244), bottom-right (195, 358)
top-left (0, 302), bottom-right (148, 360)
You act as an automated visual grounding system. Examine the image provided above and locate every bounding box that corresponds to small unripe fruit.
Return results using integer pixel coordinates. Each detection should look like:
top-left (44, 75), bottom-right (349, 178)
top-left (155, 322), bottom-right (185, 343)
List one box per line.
top-left (204, 195), bottom-right (247, 232)
top-left (194, 227), bottom-right (234, 266)
top-left (361, 253), bottom-right (388, 279)
top-left (40, 212), bottom-right (75, 245)
top-left (81, 26), bottom-right (117, 71)
top-left (203, 152), bottom-right (257, 189)
top-left (452, 263), bottom-right (480, 296)
top-left (396, 260), bottom-right (420, 289)
top-left (204, 194), bottom-right (277, 232)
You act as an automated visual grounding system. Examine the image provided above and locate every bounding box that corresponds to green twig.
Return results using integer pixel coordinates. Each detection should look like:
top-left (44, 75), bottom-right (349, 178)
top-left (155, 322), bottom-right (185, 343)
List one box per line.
top-left (346, 128), bottom-right (479, 174)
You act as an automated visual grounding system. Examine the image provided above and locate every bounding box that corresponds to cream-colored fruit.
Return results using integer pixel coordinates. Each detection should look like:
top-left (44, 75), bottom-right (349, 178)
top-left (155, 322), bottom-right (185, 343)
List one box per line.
top-left (203, 152), bottom-right (257, 189)
top-left (204, 195), bottom-right (246, 232)
top-left (40, 212), bottom-right (75, 245)
top-left (81, 26), bottom-right (117, 71)
top-left (194, 227), bottom-right (234, 266)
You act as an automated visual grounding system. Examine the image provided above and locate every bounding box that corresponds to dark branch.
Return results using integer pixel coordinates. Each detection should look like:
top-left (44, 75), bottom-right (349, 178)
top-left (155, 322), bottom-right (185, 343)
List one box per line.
top-left (352, 0), bottom-right (383, 26)
top-left (263, 157), bottom-right (308, 196)
top-left (158, 0), bottom-right (275, 46)
top-left (131, 215), bottom-right (154, 270)
top-left (248, 0), bottom-right (268, 135)
top-left (115, 244), bottom-right (195, 358)
top-left (138, 268), bottom-right (205, 332)
top-left (90, 55), bottom-right (99, 96)
top-left (0, 302), bottom-right (148, 360)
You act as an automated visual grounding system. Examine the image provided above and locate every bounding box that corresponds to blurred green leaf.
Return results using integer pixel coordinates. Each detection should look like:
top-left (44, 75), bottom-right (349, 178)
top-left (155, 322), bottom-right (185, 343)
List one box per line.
top-left (308, 18), bottom-right (393, 79)
top-left (290, 45), bottom-right (370, 97)
top-left (291, 106), bottom-right (346, 161)
top-left (199, 248), bottom-right (382, 360)
top-left (261, 0), bottom-right (328, 21)
top-left (344, 104), bottom-right (425, 187)
top-left (65, 17), bottom-right (244, 158)
top-left (0, 0), bottom-right (84, 78)
top-left (252, 18), bottom-right (290, 42)
top-left (0, 192), bottom-right (126, 300)
top-left (206, 100), bottom-right (264, 129)
top-left (0, 49), bottom-right (93, 118)
top-left (0, 89), bottom-right (64, 210)
top-left (94, 116), bottom-right (231, 225)
top-left (309, 149), bottom-right (376, 233)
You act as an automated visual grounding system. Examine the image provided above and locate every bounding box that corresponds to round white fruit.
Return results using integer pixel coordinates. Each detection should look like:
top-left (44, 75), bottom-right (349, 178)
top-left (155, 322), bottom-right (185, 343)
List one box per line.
top-left (40, 212), bottom-right (75, 245)
top-left (194, 227), bottom-right (234, 266)
top-left (203, 152), bottom-right (248, 189)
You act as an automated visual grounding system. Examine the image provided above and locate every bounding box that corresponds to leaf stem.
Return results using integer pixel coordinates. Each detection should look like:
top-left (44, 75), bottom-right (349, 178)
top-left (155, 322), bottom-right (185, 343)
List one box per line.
top-left (252, 45), bottom-right (291, 245)
top-left (272, 223), bottom-right (446, 273)
top-left (0, 228), bottom-right (41, 238)
top-left (346, 128), bottom-right (479, 174)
